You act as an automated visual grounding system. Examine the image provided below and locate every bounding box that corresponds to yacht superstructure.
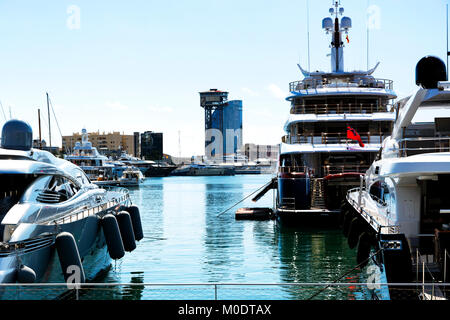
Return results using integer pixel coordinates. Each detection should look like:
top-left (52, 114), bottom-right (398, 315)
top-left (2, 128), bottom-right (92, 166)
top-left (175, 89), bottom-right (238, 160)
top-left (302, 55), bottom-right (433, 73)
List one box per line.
top-left (276, 1), bottom-right (396, 223)
top-left (343, 56), bottom-right (450, 300)
top-left (64, 128), bottom-right (114, 181)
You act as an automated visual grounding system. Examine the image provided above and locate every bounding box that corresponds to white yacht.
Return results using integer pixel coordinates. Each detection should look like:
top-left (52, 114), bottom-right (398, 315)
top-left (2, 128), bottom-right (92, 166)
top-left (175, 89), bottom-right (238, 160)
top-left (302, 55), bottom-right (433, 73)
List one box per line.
top-left (272, 1), bottom-right (396, 224)
top-left (343, 56), bottom-right (450, 300)
top-left (119, 167), bottom-right (145, 187)
top-left (65, 129), bottom-right (115, 181)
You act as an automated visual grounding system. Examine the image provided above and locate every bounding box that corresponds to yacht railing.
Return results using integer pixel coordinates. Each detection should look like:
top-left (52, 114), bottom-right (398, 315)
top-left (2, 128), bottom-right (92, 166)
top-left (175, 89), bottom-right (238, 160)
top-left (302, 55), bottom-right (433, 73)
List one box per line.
top-left (397, 136), bottom-right (450, 157)
top-left (290, 103), bottom-right (393, 115)
top-left (282, 132), bottom-right (387, 145)
top-left (278, 166), bottom-right (309, 174)
top-left (43, 188), bottom-right (130, 225)
top-left (346, 187), bottom-right (399, 234)
top-left (323, 165), bottom-right (370, 176)
top-left (289, 78), bottom-right (394, 92)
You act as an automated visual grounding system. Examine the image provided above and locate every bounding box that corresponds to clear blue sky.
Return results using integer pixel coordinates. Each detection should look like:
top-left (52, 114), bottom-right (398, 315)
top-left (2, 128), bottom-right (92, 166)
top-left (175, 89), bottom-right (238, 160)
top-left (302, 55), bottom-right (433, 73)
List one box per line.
top-left (0, 0), bottom-right (447, 156)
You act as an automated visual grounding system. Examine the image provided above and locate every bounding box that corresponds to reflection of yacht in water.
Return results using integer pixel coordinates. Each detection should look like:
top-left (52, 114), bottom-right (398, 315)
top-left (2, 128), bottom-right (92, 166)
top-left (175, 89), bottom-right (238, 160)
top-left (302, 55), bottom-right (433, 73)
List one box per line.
top-left (344, 56), bottom-right (450, 300)
top-left (254, 1), bottom-right (396, 224)
top-left (65, 129), bottom-right (114, 181)
top-left (0, 120), bottom-right (143, 297)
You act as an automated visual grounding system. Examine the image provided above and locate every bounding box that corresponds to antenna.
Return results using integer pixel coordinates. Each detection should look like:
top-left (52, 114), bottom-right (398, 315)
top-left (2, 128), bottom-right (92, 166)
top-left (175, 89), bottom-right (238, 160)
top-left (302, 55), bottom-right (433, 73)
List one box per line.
top-left (447, 3), bottom-right (449, 80)
top-left (306, 0), bottom-right (311, 71)
top-left (0, 101), bottom-right (7, 121)
top-left (178, 130), bottom-right (181, 160)
top-left (367, 0), bottom-right (370, 70)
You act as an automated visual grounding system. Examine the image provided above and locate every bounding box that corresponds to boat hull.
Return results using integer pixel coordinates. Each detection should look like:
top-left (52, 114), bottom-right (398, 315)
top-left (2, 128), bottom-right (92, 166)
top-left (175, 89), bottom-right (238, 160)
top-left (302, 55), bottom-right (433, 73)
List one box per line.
top-left (0, 215), bottom-right (113, 299)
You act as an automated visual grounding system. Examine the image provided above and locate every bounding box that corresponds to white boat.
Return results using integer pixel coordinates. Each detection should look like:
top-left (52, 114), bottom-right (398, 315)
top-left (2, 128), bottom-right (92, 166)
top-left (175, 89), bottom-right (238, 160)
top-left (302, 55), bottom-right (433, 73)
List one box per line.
top-left (64, 129), bottom-right (115, 182)
top-left (170, 163), bottom-right (235, 176)
top-left (252, 1), bottom-right (396, 224)
top-left (343, 56), bottom-right (450, 300)
top-left (119, 167), bottom-right (145, 187)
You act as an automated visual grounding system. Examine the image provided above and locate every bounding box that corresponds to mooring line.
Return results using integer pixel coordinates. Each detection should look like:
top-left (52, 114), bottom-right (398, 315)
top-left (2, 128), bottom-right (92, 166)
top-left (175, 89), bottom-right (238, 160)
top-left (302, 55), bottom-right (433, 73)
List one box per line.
top-left (215, 180), bottom-right (273, 217)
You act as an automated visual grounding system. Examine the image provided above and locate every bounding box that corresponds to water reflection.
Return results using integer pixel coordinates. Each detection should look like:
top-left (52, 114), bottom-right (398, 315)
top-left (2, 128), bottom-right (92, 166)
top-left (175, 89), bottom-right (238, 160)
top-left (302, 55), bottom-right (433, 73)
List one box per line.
top-left (275, 225), bottom-right (362, 300)
top-left (202, 181), bottom-right (245, 282)
top-left (121, 272), bottom-right (145, 300)
top-left (72, 175), bottom-right (373, 300)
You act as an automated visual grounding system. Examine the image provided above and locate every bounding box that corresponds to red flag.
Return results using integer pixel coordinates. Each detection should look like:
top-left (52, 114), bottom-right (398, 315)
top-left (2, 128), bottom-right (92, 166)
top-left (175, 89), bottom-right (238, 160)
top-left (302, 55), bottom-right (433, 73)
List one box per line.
top-left (347, 126), bottom-right (364, 147)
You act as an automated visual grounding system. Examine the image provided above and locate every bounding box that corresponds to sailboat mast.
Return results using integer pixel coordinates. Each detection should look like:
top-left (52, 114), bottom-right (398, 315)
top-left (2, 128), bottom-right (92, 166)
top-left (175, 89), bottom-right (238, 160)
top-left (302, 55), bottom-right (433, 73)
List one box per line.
top-left (38, 108), bottom-right (42, 149)
top-left (46, 92), bottom-right (51, 148)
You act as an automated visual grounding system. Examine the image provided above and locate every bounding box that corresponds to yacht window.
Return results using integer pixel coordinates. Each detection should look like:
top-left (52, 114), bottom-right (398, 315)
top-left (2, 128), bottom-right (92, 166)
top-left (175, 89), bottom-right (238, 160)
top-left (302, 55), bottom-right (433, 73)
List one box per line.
top-left (0, 174), bottom-right (39, 220)
top-left (369, 181), bottom-right (389, 205)
top-left (369, 181), bottom-right (382, 201)
top-left (21, 175), bottom-right (80, 204)
top-left (74, 168), bottom-right (90, 185)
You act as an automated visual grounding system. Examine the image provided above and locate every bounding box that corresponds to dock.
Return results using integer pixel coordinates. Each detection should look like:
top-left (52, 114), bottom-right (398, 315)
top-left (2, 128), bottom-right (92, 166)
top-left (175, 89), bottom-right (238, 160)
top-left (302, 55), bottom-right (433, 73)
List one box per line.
top-left (235, 207), bottom-right (274, 220)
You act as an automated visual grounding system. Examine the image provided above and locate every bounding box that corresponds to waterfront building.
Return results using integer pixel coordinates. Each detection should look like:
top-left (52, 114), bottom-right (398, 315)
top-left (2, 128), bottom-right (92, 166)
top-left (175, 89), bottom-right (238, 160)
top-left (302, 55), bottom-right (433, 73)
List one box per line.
top-left (140, 131), bottom-right (163, 160)
top-left (62, 130), bottom-right (135, 156)
top-left (200, 89), bottom-right (243, 160)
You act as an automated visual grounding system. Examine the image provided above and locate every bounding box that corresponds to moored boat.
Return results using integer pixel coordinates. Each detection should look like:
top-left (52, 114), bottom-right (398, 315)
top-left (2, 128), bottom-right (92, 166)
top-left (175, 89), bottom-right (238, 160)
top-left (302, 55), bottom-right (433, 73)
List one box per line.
top-left (254, 1), bottom-right (396, 225)
top-left (0, 120), bottom-right (143, 299)
top-left (343, 56), bottom-right (450, 300)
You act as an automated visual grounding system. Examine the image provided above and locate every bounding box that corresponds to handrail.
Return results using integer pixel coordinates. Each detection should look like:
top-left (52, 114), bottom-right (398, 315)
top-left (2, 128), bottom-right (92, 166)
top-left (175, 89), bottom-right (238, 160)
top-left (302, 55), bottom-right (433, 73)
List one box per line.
top-left (282, 132), bottom-right (386, 145)
top-left (289, 78), bottom-right (394, 92)
top-left (323, 165), bottom-right (369, 175)
top-left (396, 136), bottom-right (450, 157)
top-left (346, 189), bottom-right (399, 234)
top-left (290, 103), bottom-right (393, 115)
top-left (278, 166), bottom-right (308, 174)
top-left (44, 190), bottom-right (130, 225)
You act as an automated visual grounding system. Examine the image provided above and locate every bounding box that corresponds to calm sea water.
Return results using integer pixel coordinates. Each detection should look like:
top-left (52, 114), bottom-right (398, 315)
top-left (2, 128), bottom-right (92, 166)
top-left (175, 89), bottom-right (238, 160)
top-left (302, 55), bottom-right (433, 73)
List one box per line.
top-left (82, 174), bottom-right (375, 300)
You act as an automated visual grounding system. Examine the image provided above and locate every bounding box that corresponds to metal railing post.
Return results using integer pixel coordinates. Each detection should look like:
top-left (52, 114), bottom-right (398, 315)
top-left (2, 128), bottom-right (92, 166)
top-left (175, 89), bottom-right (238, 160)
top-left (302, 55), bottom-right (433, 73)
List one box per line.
top-left (445, 249), bottom-right (448, 283)
top-left (422, 260), bottom-right (425, 298)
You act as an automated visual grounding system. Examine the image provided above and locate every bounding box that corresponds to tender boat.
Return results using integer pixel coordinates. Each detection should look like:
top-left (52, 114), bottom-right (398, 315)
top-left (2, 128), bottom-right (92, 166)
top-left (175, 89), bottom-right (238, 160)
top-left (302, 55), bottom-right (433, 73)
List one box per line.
top-left (119, 167), bottom-right (145, 187)
top-left (0, 120), bottom-right (143, 299)
top-left (343, 56), bottom-right (450, 300)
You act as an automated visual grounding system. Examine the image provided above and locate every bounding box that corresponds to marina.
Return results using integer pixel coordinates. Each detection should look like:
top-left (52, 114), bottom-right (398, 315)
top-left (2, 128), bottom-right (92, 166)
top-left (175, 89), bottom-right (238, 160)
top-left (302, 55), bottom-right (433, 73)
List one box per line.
top-left (0, 0), bottom-right (449, 307)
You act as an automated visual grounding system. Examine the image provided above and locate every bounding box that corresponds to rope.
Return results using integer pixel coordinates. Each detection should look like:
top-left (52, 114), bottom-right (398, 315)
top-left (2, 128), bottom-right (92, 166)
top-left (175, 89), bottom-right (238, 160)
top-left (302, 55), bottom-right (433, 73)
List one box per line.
top-left (47, 95), bottom-right (69, 154)
top-left (215, 180), bottom-right (273, 217)
top-left (306, 248), bottom-right (383, 300)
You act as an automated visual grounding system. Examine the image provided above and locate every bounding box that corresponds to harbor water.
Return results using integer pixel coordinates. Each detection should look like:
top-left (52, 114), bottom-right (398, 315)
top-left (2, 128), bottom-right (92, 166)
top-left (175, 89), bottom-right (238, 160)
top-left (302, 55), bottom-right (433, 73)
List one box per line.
top-left (77, 174), bottom-right (375, 300)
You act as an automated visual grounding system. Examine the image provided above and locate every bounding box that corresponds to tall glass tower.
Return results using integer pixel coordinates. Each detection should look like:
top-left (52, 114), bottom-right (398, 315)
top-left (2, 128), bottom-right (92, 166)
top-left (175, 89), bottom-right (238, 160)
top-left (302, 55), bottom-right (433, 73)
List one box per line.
top-left (200, 89), bottom-right (243, 160)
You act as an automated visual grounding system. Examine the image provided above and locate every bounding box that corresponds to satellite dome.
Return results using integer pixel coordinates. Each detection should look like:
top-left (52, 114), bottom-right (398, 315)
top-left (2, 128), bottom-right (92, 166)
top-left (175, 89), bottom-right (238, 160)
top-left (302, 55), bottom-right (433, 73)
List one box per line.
top-left (322, 17), bottom-right (333, 30)
top-left (416, 56), bottom-right (447, 89)
top-left (341, 17), bottom-right (352, 29)
top-left (1, 120), bottom-right (33, 151)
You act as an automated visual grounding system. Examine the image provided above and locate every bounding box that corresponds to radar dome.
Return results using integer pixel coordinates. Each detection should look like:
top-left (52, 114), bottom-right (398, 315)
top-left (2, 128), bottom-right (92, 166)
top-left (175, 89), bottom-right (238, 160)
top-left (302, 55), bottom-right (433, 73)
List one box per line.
top-left (341, 17), bottom-right (352, 29)
top-left (322, 17), bottom-right (333, 30)
top-left (416, 56), bottom-right (447, 89)
top-left (1, 120), bottom-right (33, 151)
